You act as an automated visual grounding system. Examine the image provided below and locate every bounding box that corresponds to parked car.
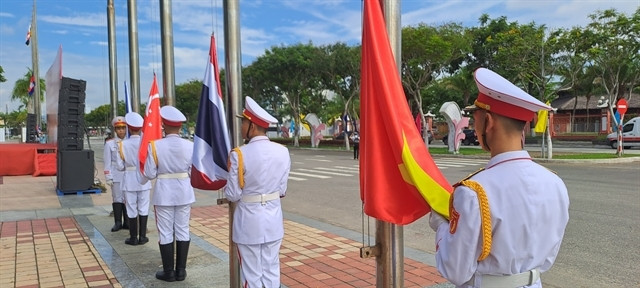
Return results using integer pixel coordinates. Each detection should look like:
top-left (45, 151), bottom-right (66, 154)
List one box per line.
top-left (442, 129), bottom-right (479, 146)
top-left (606, 116), bottom-right (640, 149)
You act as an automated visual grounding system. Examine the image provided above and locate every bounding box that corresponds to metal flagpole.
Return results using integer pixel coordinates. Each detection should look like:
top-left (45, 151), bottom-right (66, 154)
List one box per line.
top-left (224, 0), bottom-right (243, 286)
top-left (107, 0), bottom-right (118, 120)
top-left (31, 0), bottom-right (41, 133)
top-left (159, 0), bottom-right (176, 106)
top-left (127, 0), bottom-right (141, 113)
top-left (360, 1), bottom-right (404, 287)
top-left (377, 1), bottom-right (403, 287)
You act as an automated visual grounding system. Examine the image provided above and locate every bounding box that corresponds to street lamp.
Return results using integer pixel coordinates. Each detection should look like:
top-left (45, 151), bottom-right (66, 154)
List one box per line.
top-left (597, 96), bottom-right (609, 108)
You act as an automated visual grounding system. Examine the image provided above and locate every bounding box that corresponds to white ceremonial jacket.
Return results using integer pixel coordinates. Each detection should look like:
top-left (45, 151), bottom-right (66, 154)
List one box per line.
top-left (140, 134), bottom-right (195, 206)
top-left (435, 150), bottom-right (570, 287)
top-left (103, 138), bottom-right (124, 182)
top-left (225, 136), bottom-right (291, 245)
top-left (115, 135), bottom-right (151, 192)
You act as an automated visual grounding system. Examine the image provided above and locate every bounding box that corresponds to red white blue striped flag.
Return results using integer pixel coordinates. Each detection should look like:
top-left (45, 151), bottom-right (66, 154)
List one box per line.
top-left (191, 34), bottom-right (231, 190)
top-left (28, 74), bottom-right (35, 96)
top-left (25, 24), bottom-right (31, 46)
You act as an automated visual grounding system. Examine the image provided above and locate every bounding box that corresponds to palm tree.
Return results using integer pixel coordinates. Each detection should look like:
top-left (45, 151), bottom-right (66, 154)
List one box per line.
top-left (0, 66), bottom-right (7, 83)
top-left (11, 68), bottom-right (45, 111)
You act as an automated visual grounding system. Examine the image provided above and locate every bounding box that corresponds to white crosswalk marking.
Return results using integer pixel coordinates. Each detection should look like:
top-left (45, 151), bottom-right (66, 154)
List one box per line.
top-left (304, 158), bottom-right (331, 162)
top-left (288, 171), bottom-right (331, 179)
top-left (333, 166), bottom-right (359, 171)
top-left (289, 158), bottom-right (486, 181)
top-left (297, 168), bottom-right (353, 176)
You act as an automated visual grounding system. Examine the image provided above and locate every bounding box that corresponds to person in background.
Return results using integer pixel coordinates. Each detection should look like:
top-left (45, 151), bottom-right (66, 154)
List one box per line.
top-left (104, 128), bottom-right (113, 144)
top-left (103, 117), bottom-right (128, 232)
top-left (116, 112), bottom-right (152, 246)
top-left (429, 68), bottom-right (569, 288)
top-left (351, 132), bottom-right (360, 159)
top-left (139, 106), bottom-right (194, 282)
top-left (225, 96), bottom-right (291, 288)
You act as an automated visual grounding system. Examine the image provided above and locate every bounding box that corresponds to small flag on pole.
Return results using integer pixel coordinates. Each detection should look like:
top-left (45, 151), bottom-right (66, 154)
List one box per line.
top-left (28, 74), bottom-right (35, 96)
top-left (25, 24), bottom-right (31, 46)
top-left (138, 74), bottom-right (163, 174)
top-left (534, 101), bottom-right (550, 133)
top-left (191, 34), bottom-right (231, 190)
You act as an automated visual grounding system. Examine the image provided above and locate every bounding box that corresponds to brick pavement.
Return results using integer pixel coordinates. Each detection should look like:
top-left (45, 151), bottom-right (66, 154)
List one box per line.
top-left (0, 161), bottom-right (449, 287)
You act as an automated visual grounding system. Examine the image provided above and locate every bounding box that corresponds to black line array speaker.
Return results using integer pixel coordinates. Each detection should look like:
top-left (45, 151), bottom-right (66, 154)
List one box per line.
top-left (57, 77), bottom-right (87, 151)
top-left (26, 113), bottom-right (38, 143)
top-left (57, 150), bottom-right (94, 191)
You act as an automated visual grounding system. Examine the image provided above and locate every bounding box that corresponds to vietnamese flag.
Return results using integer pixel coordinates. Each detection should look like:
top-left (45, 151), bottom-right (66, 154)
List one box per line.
top-left (360, 0), bottom-right (453, 225)
top-left (139, 73), bottom-right (163, 174)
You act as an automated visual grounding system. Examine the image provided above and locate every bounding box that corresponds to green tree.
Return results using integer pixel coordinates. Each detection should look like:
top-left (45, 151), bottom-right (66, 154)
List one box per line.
top-left (0, 66), bottom-right (6, 83)
top-left (248, 43), bottom-right (324, 146)
top-left (318, 43), bottom-right (361, 138)
top-left (401, 22), bottom-right (470, 143)
top-left (586, 8), bottom-right (640, 123)
top-left (11, 68), bottom-right (46, 111)
top-left (175, 79), bottom-right (202, 126)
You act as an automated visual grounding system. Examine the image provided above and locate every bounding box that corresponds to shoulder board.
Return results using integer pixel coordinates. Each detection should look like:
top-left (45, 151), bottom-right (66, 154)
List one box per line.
top-left (453, 167), bottom-right (485, 188)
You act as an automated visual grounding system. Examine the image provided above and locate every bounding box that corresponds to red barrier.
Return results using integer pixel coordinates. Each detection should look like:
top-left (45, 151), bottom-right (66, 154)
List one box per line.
top-left (0, 143), bottom-right (57, 176)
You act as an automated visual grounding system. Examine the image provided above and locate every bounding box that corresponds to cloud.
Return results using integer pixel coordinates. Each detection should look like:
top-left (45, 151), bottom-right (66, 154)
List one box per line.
top-left (40, 13), bottom-right (109, 27)
top-left (0, 12), bottom-right (14, 18)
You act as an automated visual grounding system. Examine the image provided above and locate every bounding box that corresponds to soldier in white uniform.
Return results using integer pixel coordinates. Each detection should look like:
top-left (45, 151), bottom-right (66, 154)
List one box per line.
top-left (104, 116), bottom-right (128, 232)
top-left (139, 106), bottom-right (194, 282)
top-left (429, 68), bottom-right (570, 288)
top-left (116, 112), bottom-right (152, 246)
top-left (225, 96), bottom-right (291, 288)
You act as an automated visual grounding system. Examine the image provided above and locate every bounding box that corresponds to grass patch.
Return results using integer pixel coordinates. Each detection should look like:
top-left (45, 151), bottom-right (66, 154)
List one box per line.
top-left (548, 153), bottom-right (638, 159)
top-left (428, 147), bottom-right (489, 156)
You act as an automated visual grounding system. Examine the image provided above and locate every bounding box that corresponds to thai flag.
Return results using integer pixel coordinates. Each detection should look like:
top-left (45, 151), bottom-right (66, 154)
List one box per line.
top-left (28, 74), bottom-right (35, 96)
top-left (191, 34), bottom-right (231, 190)
top-left (25, 24), bottom-right (31, 46)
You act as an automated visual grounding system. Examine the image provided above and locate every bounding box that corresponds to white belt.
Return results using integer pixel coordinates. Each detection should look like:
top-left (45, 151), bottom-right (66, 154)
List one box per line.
top-left (126, 166), bottom-right (137, 171)
top-left (466, 269), bottom-right (540, 288)
top-left (158, 172), bottom-right (189, 179)
top-left (241, 192), bottom-right (280, 205)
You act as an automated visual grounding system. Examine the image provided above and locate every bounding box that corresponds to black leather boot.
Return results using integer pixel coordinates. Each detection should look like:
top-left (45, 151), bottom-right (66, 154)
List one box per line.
top-left (110, 203), bottom-right (122, 232)
top-left (121, 204), bottom-right (129, 229)
top-left (138, 215), bottom-right (149, 245)
top-left (124, 217), bottom-right (138, 245)
top-left (175, 240), bottom-right (190, 281)
top-left (156, 243), bottom-right (176, 282)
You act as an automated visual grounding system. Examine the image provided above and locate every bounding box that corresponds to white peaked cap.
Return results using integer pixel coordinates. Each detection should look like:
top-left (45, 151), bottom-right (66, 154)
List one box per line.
top-left (470, 68), bottom-right (551, 122)
top-left (125, 112), bottom-right (144, 129)
top-left (238, 96), bottom-right (278, 128)
top-left (160, 105), bottom-right (186, 127)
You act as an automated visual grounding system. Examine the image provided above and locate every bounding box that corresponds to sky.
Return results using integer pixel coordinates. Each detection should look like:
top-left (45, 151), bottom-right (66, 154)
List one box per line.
top-left (0, 0), bottom-right (638, 114)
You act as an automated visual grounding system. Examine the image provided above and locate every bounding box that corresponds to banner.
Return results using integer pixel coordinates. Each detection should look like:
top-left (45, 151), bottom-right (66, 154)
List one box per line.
top-left (191, 35), bottom-right (231, 190)
top-left (360, 0), bottom-right (452, 225)
top-left (138, 74), bottom-right (162, 173)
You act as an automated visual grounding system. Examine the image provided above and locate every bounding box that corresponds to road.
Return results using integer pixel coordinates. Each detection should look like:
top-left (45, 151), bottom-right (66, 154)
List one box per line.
top-left (87, 138), bottom-right (640, 287)
top-left (281, 148), bottom-right (640, 288)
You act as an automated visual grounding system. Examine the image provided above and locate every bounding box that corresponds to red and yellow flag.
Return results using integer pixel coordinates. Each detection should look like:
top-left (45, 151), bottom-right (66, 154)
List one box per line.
top-left (138, 73), bottom-right (163, 174)
top-left (360, 0), bottom-right (453, 225)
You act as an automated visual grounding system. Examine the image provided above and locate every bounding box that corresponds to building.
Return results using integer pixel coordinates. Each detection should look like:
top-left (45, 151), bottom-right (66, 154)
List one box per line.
top-left (550, 93), bottom-right (640, 136)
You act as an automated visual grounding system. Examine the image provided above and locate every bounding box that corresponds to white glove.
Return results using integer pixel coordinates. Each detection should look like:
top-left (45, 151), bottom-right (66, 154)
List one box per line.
top-left (106, 179), bottom-right (113, 186)
top-left (429, 212), bottom-right (448, 232)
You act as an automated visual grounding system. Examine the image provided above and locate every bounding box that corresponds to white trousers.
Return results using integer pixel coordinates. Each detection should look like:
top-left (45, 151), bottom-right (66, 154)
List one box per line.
top-left (237, 239), bottom-right (282, 288)
top-left (124, 190), bottom-right (150, 217)
top-left (154, 205), bottom-right (191, 245)
top-left (111, 182), bottom-right (125, 203)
